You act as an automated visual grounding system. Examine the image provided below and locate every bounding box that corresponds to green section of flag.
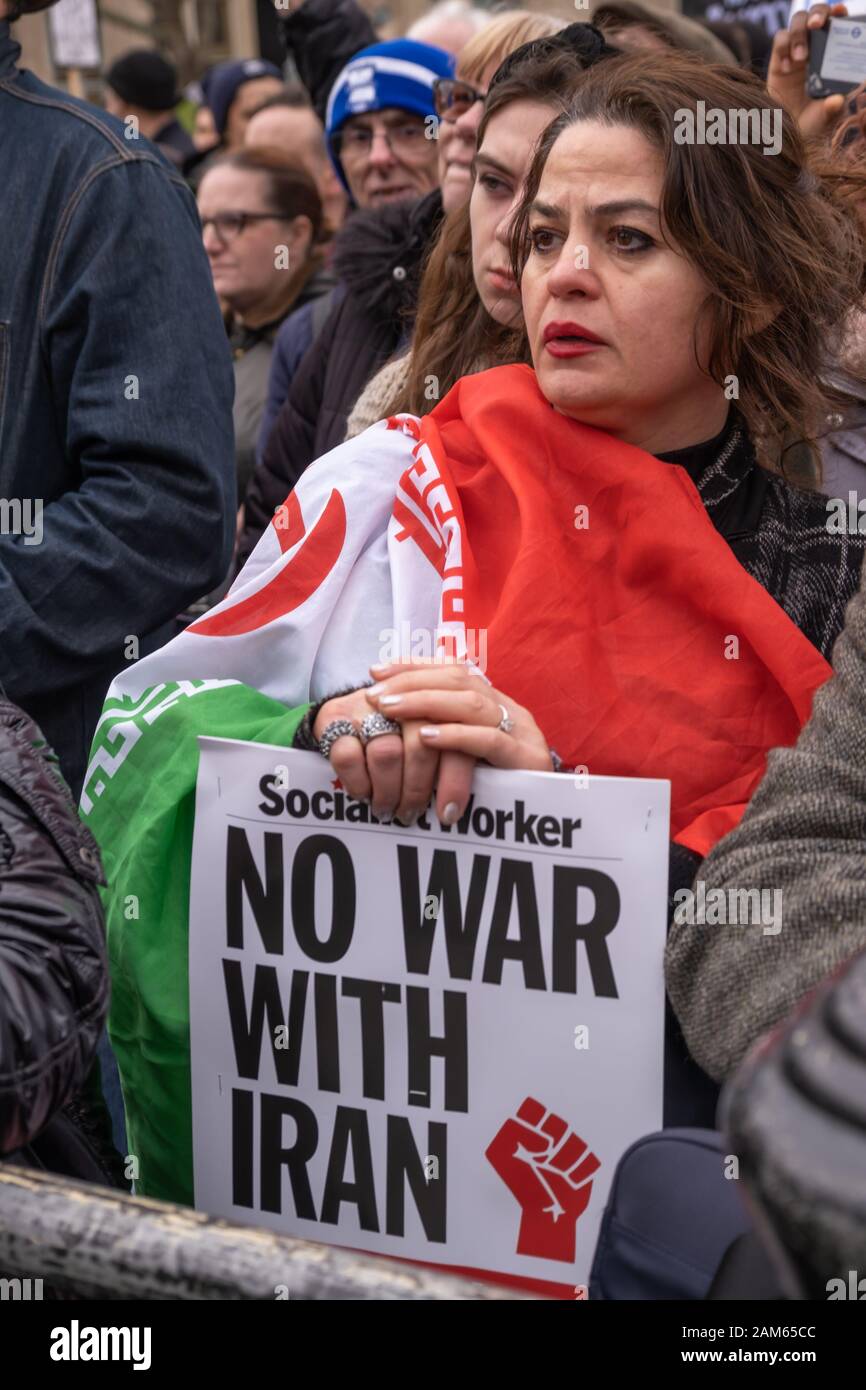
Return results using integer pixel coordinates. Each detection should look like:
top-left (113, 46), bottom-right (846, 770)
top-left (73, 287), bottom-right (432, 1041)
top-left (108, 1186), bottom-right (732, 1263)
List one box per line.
top-left (85, 681), bottom-right (307, 1205)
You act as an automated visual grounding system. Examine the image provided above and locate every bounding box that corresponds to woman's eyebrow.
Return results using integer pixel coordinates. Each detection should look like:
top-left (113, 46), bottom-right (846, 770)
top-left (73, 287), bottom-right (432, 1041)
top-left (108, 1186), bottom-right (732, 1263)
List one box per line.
top-left (529, 199), bottom-right (566, 220)
top-left (475, 152), bottom-right (513, 177)
top-left (587, 198), bottom-right (660, 220)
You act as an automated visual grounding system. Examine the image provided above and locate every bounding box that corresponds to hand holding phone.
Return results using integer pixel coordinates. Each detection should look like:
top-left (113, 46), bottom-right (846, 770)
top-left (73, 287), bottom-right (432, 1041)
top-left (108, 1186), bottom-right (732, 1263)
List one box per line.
top-left (768, 3), bottom-right (850, 135)
top-left (808, 16), bottom-right (866, 96)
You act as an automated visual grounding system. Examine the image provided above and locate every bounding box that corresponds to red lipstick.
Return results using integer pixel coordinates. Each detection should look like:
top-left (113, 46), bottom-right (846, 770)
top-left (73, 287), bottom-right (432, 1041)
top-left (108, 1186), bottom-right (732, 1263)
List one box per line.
top-left (543, 321), bottom-right (606, 358)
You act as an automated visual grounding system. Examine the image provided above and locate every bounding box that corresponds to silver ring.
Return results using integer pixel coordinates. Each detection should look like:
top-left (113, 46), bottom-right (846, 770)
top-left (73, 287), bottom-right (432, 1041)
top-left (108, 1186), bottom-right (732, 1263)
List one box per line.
top-left (360, 713), bottom-right (402, 745)
top-left (497, 703), bottom-right (515, 734)
top-left (318, 719), bottom-right (360, 759)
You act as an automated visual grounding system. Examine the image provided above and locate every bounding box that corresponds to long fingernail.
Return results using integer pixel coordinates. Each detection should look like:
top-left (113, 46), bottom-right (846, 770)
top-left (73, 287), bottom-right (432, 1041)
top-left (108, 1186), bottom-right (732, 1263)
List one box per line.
top-left (370, 663), bottom-right (391, 675)
top-left (420, 726), bottom-right (440, 739)
top-left (379, 695), bottom-right (402, 707)
top-left (442, 802), bottom-right (460, 825)
top-left (367, 682), bottom-right (385, 696)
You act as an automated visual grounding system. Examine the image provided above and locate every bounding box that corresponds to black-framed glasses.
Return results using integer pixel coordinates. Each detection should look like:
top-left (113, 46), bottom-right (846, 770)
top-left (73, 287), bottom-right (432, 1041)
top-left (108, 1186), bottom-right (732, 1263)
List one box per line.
top-left (331, 120), bottom-right (431, 164)
top-left (200, 211), bottom-right (280, 245)
top-left (433, 77), bottom-right (485, 120)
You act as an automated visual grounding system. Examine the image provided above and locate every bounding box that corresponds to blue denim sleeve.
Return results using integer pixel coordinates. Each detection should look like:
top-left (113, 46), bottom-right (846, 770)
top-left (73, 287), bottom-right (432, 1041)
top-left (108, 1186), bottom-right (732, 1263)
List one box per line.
top-left (0, 157), bottom-right (235, 697)
top-left (255, 303), bottom-right (315, 472)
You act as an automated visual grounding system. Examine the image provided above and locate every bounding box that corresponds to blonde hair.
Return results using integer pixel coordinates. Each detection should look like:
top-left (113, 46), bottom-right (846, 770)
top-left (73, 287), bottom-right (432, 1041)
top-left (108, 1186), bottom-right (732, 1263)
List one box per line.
top-left (456, 9), bottom-right (564, 84)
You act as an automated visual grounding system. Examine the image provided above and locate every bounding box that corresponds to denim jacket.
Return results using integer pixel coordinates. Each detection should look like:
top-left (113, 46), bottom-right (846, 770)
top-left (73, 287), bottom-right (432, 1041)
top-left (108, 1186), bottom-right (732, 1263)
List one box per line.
top-left (0, 22), bottom-right (235, 795)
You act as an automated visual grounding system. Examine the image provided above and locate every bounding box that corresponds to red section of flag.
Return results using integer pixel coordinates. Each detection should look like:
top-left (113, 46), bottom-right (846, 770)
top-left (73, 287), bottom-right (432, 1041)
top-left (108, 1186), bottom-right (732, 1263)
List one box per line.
top-left (272, 492), bottom-right (305, 554)
top-left (189, 489), bottom-right (347, 637)
top-left (416, 365), bottom-right (833, 856)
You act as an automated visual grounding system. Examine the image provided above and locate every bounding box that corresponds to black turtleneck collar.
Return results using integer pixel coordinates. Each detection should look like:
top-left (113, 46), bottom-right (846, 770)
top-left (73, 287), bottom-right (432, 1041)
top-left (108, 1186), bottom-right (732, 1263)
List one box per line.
top-left (655, 410), bottom-right (738, 478)
top-left (655, 409), bottom-right (769, 545)
top-left (0, 21), bottom-right (19, 80)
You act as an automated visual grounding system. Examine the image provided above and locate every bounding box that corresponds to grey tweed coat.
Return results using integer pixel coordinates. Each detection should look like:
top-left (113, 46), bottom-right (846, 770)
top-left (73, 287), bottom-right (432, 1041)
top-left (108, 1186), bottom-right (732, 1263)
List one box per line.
top-left (666, 561), bottom-right (866, 1082)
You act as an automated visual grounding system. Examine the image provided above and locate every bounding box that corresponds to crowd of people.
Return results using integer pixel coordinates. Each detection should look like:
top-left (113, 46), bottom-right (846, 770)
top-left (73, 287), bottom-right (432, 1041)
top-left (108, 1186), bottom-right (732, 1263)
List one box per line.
top-left (2, 0), bottom-right (866, 1301)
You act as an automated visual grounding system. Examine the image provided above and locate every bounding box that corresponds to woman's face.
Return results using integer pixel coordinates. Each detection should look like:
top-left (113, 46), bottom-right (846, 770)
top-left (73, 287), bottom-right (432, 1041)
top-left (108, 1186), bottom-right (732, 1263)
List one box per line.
top-left (198, 166), bottom-right (309, 319)
top-left (521, 120), bottom-right (727, 453)
top-left (469, 99), bottom-right (559, 329)
top-left (438, 61), bottom-right (500, 215)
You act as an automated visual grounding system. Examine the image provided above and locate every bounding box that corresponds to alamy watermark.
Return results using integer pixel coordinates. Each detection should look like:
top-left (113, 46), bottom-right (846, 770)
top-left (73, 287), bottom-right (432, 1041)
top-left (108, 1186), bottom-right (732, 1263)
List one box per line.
top-left (673, 879), bottom-right (782, 935)
top-left (1, 1277), bottom-right (43, 1300)
top-left (378, 623), bottom-right (488, 673)
top-left (674, 101), bottom-right (782, 157)
top-left (0, 497), bottom-right (42, 545)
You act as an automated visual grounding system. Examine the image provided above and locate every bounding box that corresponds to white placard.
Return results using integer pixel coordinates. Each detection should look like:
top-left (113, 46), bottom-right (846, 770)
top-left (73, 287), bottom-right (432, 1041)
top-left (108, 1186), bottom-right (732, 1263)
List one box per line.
top-left (189, 739), bottom-right (670, 1295)
top-left (48, 0), bottom-right (101, 71)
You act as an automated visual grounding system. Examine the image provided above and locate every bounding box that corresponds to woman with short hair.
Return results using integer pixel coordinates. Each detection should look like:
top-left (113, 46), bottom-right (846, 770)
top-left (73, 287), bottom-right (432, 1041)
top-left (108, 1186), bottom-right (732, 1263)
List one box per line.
top-left (198, 145), bottom-right (331, 505)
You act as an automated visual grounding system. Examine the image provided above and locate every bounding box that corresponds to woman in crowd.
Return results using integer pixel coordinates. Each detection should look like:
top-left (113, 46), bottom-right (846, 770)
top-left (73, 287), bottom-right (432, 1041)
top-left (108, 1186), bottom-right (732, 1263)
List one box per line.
top-left (238, 10), bottom-right (563, 566)
top-left (197, 145), bottom-right (331, 506)
top-left (291, 51), bottom-right (866, 826)
top-left (90, 53), bottom-right (866, 1207)
top-left (435, 7), bottom-right (562, 215)
top-left (347, 26), bottom-right (617, 436)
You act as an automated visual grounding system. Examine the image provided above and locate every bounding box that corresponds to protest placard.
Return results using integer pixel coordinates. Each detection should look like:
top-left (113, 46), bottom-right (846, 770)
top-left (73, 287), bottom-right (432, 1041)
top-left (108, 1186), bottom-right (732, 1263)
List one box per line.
top-left (189, 739), bottom-right (670, 1296)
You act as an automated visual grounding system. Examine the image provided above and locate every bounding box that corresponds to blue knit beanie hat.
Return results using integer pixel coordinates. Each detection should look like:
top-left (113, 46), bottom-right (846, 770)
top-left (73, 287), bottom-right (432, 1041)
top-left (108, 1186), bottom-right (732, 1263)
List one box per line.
top-left (325, 39), bottom-right (454, 191)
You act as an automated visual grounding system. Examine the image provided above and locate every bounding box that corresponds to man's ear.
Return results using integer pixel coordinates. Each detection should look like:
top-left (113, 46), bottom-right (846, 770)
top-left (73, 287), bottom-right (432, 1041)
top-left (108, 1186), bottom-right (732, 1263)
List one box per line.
top-left (290, 214), bottom-right (315, 254)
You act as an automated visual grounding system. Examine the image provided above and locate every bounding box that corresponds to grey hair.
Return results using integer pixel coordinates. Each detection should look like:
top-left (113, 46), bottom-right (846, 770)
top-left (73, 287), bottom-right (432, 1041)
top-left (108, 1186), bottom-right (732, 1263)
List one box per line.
top-left (407, 0), bottom-right (491, 42)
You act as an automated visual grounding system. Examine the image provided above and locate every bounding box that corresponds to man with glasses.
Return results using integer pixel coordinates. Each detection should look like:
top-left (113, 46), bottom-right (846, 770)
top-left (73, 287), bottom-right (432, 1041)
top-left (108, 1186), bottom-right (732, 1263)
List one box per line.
top-left (325, 39), bottom-right (454, 209)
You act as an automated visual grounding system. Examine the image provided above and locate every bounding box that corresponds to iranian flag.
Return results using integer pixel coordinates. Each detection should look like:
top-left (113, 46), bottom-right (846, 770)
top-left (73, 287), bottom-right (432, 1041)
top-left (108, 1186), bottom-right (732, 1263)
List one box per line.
top-left (82, 364), bottom-right (831, 1206)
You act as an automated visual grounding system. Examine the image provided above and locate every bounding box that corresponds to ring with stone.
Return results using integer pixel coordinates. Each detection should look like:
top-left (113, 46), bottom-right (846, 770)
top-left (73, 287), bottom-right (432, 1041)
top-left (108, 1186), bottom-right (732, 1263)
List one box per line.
top-left (497, 703), bottom-right (515, 734)
top-left (360, 712), bottom-right (402, 745)
top-left (318, 719), bottom-right (360, 760)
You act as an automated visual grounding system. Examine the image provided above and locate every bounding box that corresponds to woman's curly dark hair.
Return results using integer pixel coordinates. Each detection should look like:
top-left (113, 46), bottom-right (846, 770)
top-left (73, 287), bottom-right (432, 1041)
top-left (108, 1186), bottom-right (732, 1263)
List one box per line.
top-left (510, 50), bottom-right (866, 473)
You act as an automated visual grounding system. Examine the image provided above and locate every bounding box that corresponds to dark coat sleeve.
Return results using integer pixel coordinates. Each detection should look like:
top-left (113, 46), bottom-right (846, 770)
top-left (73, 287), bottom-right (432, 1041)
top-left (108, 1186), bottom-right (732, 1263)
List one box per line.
top-left (0, 701), bottom-right (109, 1155)
top-left (279, 0), bottom-right (378, 120)
top-left (255, 302), bottom-right (316, 472)
top-left (666, 569), bottom-right (866, 1084)
top-left (0, 159), bottom-right (236, 706)
top-left (239, 303), bottom-right (341, 569)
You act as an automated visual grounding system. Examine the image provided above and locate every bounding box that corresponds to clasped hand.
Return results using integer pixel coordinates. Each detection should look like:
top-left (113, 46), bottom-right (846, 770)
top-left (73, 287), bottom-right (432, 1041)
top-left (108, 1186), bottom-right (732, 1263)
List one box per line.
top-left (312, 660), bottom-right (553, 826)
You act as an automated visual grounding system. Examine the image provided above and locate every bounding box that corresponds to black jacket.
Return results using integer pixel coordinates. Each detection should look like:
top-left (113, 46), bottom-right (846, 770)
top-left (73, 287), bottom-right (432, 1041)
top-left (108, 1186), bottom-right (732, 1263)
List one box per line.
top-left (0, 700), bottom-right (109, 1160)
top-left (239, 189), bottom-right (443, 567)
top-left (279, 0), bottom-right (377, 121)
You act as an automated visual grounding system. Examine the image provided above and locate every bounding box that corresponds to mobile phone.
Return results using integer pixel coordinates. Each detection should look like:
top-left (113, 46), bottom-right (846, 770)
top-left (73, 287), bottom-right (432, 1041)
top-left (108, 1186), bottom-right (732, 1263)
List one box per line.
top-left (808, 16), bottom-right (866, 98)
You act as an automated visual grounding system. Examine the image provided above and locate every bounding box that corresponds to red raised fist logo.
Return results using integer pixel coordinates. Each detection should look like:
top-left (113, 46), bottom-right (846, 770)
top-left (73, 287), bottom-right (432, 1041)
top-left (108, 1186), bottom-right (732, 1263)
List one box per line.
top-left (486, 1097), bottom-right (601, 1263)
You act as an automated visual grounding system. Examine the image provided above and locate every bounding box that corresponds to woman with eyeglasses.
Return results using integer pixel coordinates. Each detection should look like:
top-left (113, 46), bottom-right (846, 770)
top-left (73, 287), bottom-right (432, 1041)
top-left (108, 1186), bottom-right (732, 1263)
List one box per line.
top-left (434, 9), bottom-right (562, 214)
top-left (198, 145), bottom-right (332, 508)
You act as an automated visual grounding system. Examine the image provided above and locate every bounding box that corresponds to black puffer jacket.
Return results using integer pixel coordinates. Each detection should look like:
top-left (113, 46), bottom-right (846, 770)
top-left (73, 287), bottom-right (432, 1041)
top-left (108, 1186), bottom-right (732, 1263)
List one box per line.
top-left (279, 0), bottom-right (377, 121)
top-left (0, 699), bottom-right (110, 1162)
top-left (239, 189), bottom-right (443, 568)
